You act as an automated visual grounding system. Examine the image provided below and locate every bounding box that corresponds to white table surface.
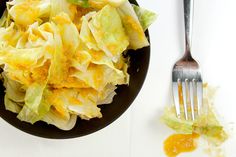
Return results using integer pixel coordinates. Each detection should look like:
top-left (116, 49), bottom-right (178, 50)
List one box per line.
top-left (1, 0), bottom-right (236, 157)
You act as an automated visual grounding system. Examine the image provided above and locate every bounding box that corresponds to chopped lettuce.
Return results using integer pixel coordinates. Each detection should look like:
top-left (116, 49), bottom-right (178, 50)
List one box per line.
top-left (17, 98), bottom-right (50, 124)
top-left (42, 112), bottom-right (77, 131)
top-left (50, 0), bottom-right (77, 20)
top-left (88, 5), bottom-right (129, 61)
top-left (67, 0), bottom-right (89, 8)
top-left (52, 12), bottom-right (80, 55)
top-left (79, 12), bottom-right (100, 51)
top-left (88, 0), bottom-right (126, 9)
top-left (8, 0), bottom-right (51, 26)
top-left (161, 107), bottom-right (194, 134)
top-left (72, 64), bottom-right (126, 91)
top-left (132, 4), bottom-right (157, 31)
top-left (4, 95), bottom-right (22, 113)
top-left (0, 23), bottom-right (23, 47)
top-left (0, 46), bottom-right (44, 69)
top-left (117, 1), bottom-right (149, 50)
top-left (48, 22), bottom-right (67, 85)
top-left (69, 0), bottom-right (127, 9)
top-left (71, 50), bottom-right (91, 72)
top-left (24, 82), bottom-right (46, 114)
top-left (0, 10), bottom-right (10, 27)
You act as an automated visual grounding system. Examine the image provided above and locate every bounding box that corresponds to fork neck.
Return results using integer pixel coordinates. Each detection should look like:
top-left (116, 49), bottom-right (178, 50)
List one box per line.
top-left (183, 0), bottom-right (194, 60)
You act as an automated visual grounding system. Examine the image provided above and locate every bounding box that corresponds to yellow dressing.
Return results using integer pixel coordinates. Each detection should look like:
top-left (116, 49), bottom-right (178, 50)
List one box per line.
top-left (164, 133), bottom-right (200, 157)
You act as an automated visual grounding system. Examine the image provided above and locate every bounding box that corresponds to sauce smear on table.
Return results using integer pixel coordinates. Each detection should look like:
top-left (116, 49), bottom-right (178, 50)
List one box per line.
top-left (164, 133), bottom-right (200, 157)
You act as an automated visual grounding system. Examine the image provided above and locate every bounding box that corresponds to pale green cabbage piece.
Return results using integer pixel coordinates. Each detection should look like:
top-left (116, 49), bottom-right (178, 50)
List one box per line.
top-left (72, 64), bottom-right (126, 91)
top-left (71, 50), bottom-right (91, 72)
top-left (52, 12), bottom-right (80, 56)
top-left (48, 22), bottom-right (67, 85)
top-left (0, 10), bottom-right (10, 27)
top-left (15, 86), bottom-right (52, 124)
top-left (67, 0), bottom-right (89, 8)
top-left (0, 46), bottom-right (44, 70)
top-left (0, 10), bottom-right (7, 27)
top-left (2, 73), bottom-right (25, 103)
top-left (50, 0), bottom-right (77, 20)
top-left (4, 95), bottom-right (22, 113)
top-left (97, 84), bottom-right (117, 105)
top-left (8, 0), bottom-right (51, 26)
top-left (24, 82), bottom-right (46, 114)
top-left (17, 98), bottom-right (50, 124)
top-left (88, 0), bottom-right (126, 9)
top-left (161, 107), bottom-right (194, 134)
top-left (117, 0), bottom-right (149, 50)
top-left (42, 112), bottom-right (77, 131)
top-left (161, 85), bottom-right (228, 146)
top-left (67, 0), bottom-right (126, 9)
top-left (0, 23), bottom-right (23, 47)
top-left (79, 12), bottom-right (100, 51)
top-left (88, 5), bottom-right (129, 62)
top-left (132, 4), bottom-right (157, 31)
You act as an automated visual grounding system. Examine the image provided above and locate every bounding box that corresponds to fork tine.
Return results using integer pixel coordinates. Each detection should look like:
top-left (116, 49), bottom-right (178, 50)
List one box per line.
top-left (189, 81), bottom-right (195, 120)
top-left (173, 80), bottom-right (181, 118)
top-left (192, 79), bottom-right (199, 119)
top-left (182, 80), bottom-right (188, 120)
top-left (197, 81), bottom-right (203, 115)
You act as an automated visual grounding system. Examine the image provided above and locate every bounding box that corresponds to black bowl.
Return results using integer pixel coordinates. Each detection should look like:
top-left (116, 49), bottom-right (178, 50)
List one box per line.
top-left (0, 0), bottom-right (150, 139)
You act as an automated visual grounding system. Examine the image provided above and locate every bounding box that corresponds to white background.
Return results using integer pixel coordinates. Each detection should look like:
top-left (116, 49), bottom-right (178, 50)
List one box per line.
top-left (1, 0), bottom-right (236, 157)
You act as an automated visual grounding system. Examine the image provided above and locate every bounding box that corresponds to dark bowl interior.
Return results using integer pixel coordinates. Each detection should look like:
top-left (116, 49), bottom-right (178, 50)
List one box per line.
top-left (0, 0), bottom-right (150, 139)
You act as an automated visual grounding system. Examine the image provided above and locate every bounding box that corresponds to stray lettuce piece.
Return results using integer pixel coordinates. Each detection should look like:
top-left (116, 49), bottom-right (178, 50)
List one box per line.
top-left (117, 0), bottom-right (149, 50)
top-left (161, 85), bottom-right (228, 146)
top-left (88, 5), bottom-right (129, 61)
top-left (161, 107), bottom-right (194, 134)
top-left (132, 4), bottom-right (157, 31)
top-left (194, 107), bottom-right (228, 146)
top-left (67, 0), bottom-right (89, 8)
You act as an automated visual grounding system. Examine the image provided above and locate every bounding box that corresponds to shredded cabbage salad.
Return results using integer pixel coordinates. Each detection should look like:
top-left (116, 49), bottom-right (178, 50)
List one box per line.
top-left (0, 0), bottom-right (156, 130)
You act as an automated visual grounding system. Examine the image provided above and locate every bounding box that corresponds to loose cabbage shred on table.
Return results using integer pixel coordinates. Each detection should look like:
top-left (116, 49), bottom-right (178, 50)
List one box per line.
top-left (161, 85), bottom-right (228, 146)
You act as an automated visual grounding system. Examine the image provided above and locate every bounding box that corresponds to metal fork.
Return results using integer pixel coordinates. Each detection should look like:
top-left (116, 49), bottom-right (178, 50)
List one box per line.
top-left (172, 0), bottom-right (203, 121)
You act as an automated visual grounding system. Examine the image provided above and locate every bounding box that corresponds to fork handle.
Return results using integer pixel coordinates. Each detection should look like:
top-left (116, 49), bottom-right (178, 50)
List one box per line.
top-left (184, 0), bottom-right (194, 57)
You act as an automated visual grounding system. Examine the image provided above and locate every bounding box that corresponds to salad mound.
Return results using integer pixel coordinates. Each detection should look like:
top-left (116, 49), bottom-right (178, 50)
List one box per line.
top-left (0, 0), bottom-right (156, 130)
